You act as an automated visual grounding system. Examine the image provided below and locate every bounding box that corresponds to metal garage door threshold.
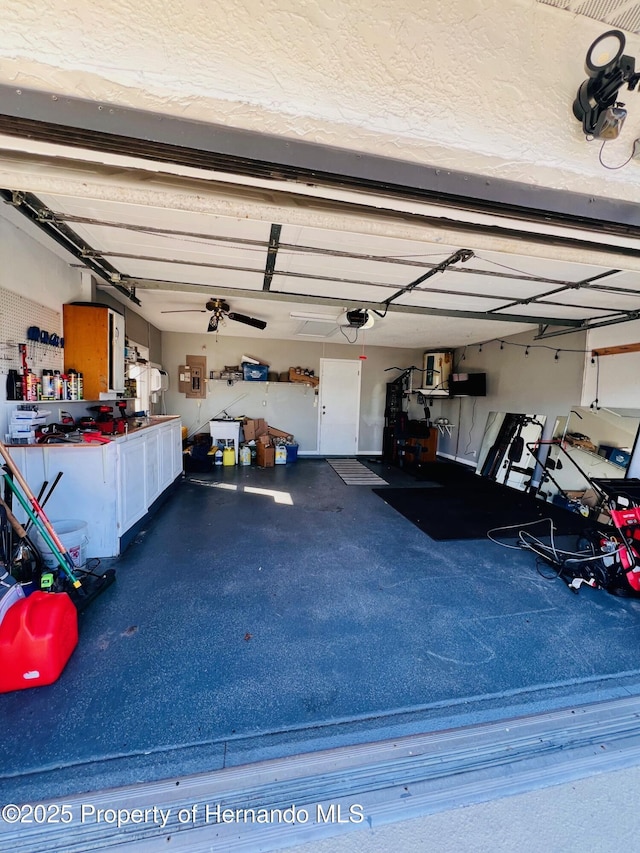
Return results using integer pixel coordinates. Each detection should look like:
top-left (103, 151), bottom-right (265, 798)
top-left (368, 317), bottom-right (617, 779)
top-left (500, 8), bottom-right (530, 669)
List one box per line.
top-left (5, 695), bottom-right (640, 852)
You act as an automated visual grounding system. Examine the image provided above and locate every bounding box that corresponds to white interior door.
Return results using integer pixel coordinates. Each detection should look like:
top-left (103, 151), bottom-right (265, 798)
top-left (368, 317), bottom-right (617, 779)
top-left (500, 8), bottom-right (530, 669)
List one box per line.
top-left (318, 358), bottom-right (362, 455)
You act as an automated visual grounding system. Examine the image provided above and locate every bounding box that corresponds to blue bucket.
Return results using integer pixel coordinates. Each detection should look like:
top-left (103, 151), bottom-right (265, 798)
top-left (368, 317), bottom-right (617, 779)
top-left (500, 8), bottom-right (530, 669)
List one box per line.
top-left (286, 444), bottom-right (299, 463)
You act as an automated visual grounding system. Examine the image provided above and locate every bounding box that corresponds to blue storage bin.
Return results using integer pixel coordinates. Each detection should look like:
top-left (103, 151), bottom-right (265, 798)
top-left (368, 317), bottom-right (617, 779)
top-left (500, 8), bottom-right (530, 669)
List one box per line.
top-left (608, 449), bottom-right (631, 468)
top-left (286, 444), bottom-right (299, 462)
top-left (242, 363), bottom-right (268, 381)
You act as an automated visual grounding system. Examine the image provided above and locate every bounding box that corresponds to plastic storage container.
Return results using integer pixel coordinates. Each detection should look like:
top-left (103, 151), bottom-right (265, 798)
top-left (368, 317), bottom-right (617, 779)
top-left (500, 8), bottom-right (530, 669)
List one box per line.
top-left (275, 445), bottom-right (287, 465)
top-left (286, 444), bottom-right (299, 463)
top-left (34, 520), bottom-right (88, 570)
top-left (242, 363), bottom-right (268, 381)
top-left (0, 572), bottom-right (25, 627)
top-left (0, 591), bottom-right (78, 692)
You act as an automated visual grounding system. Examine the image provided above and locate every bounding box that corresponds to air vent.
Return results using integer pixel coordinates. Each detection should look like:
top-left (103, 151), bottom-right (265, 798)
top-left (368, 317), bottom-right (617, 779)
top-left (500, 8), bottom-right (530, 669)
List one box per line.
top-left (294, 320), bottom-right (339, 338)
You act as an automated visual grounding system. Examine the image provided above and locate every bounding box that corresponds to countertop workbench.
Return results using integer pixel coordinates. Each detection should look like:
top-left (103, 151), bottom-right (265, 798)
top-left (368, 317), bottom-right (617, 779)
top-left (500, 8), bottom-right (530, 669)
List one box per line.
top-left (5, 416), bottom-right (183, 557)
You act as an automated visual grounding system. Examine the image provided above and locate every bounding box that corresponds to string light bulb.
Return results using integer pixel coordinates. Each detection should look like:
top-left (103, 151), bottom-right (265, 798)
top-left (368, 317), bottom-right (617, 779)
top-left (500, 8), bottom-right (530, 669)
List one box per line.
top-left (555, 350), bottom-right (560, 361)
top-left (525, 346), bottom-right (530, 357)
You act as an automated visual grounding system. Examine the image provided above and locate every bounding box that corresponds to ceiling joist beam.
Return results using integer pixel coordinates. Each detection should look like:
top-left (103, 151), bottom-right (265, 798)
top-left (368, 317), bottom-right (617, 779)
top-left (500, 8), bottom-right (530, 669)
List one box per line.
top-left (120, 277), bottom-right (583, 327)
top-left (4, 83), bottom-right (640, 239)
top-left (262, 223), bottom-right (281, 292)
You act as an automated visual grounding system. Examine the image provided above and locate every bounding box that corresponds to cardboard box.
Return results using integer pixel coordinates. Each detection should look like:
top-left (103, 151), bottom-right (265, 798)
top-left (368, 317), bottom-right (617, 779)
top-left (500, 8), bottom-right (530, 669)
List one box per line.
top-left (267, 425), bottom-right (294, 440)
top-left (256, 443), bottom-right (275, 467)
top-left (564, 488), bottom-right (599, 508)
top-left (258, 434), bottom-right (271, 445)
top-left (242, 418), bottom-right (267, 441)
top-left (288, 367), bottom-right (319, 387)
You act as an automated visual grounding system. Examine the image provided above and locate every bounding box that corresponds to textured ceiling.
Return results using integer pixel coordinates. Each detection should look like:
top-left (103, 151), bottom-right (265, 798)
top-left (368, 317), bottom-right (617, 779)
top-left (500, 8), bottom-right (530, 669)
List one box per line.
top-left (538, 0), bottom-right (640, 34)
top-left (3, 0), bottom-right (640, 349)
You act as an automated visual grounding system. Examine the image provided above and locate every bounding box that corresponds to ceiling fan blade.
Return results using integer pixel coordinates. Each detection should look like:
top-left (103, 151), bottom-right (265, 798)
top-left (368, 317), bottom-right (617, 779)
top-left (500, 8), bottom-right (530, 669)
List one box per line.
top-left (161, 309), bottom-right (207, 313)
top-left (227, 312), bottom-right (267, 330)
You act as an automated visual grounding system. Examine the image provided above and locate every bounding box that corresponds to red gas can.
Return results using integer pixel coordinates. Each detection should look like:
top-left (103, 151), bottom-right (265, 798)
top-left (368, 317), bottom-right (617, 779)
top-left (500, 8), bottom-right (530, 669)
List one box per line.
top-left (0, 591), bottom-right (78, 693)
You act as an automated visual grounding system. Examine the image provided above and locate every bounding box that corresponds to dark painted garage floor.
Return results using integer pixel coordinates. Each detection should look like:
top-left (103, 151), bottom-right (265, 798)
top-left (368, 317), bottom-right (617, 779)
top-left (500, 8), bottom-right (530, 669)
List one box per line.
top-left (3, 458), bottom-right (640, 804)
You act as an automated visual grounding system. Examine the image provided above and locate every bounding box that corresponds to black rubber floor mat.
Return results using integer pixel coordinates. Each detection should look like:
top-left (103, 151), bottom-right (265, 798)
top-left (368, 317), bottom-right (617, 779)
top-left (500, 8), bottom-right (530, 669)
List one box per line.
top-left (373, 483), bottom-right (592, 540)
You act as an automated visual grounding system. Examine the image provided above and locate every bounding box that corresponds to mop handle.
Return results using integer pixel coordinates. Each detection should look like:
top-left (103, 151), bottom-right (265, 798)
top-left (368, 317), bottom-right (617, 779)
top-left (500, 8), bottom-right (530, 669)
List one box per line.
top-left (0, 442), bottom-right (73, 567)
top-left (2, 473), bottom-right (81, 588)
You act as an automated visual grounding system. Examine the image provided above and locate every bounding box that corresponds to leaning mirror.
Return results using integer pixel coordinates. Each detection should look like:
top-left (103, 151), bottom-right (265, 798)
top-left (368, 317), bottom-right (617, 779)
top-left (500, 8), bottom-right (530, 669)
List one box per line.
top-left (476, 412), bottom-right (546, 491)
top-left (537, 406), bottom-right (640, 504)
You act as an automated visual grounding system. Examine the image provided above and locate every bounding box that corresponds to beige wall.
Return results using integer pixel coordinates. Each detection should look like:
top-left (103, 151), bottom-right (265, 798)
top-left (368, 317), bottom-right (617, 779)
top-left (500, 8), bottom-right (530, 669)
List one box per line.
top-left (161, 330), bottom-right (427, 453)
top-left (436, 328), bottom-right (588, 466)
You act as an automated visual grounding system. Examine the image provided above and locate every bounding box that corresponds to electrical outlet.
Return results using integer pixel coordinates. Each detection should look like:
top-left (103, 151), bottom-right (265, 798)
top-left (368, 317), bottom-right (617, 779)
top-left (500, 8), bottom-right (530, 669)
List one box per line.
top-left (471, 450), bottom-right (476, 456)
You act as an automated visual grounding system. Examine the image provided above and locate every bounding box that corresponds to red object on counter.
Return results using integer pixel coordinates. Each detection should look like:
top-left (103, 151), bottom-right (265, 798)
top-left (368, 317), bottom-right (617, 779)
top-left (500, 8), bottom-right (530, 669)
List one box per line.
top-left (0, 591), bottom-right (78, 693)
top-left (81, 431), bottom-right (111, 444)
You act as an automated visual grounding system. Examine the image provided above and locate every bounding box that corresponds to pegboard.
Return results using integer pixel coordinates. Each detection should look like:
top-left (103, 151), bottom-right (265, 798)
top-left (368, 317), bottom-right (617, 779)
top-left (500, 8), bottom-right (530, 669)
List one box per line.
top-left (0, 286), bottom-right (63, 374)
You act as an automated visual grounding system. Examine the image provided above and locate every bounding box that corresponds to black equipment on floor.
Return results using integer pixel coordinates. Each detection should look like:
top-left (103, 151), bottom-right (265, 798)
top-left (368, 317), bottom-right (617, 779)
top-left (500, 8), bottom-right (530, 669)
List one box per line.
top-left (518, 479), bottom-right (640, 596)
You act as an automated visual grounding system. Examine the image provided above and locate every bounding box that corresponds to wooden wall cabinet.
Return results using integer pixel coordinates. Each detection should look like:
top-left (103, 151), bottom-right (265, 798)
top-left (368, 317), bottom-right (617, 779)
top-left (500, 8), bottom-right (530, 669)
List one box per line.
top-left (63, 304), bottom-right (125, 400)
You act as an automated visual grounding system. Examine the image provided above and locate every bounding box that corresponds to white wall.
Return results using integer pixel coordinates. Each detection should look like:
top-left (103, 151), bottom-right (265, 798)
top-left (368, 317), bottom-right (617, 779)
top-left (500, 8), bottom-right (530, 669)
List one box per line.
top-left (0, 212), bottom-right (82, 311)
top-left (583, 321), bottom-right (640, 410)
top-left (0, 211), bottom-right (84, 437)
top-left (584, 321), bottom-right (640, 477)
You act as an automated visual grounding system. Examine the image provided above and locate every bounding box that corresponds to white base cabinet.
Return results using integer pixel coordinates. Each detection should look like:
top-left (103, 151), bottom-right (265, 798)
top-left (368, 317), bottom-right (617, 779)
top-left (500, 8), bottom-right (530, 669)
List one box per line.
top-left (7, 417), bottom-right (182, 558)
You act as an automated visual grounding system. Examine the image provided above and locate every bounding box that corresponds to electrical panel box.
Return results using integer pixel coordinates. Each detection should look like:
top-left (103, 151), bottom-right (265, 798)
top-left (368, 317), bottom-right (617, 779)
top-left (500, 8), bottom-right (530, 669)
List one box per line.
top-left (179, 356), bottom-right (207, 398)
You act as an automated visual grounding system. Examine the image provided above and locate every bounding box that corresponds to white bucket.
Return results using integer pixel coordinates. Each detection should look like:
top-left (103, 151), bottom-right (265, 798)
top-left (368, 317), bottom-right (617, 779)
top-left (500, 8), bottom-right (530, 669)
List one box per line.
top-left (0, 572), bottom-right (25, 627)
top-left (35, 520), bottom-right (89, 570)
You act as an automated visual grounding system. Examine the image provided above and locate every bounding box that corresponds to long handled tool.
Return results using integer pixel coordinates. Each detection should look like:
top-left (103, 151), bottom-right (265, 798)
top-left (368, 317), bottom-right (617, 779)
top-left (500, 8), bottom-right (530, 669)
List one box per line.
top-left (0, 440), bottom-right (81, 588)
top-left (0, 495), bottom-right (42, 584)
top-left (24, 472), bottom-right (63, 535)
top-left (2, 473), bottom-right (81, 588)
